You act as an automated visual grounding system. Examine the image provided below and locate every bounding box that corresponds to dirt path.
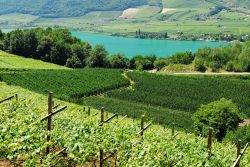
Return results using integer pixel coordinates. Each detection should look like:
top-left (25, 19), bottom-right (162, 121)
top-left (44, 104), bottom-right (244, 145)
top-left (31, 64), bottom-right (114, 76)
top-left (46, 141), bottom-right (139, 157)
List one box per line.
top-left (239, 119), bottom-right (250, 127)
top-left (88, 71), bottom-right (134, 98)
top-left (158, 72), bottom-right (250, 75)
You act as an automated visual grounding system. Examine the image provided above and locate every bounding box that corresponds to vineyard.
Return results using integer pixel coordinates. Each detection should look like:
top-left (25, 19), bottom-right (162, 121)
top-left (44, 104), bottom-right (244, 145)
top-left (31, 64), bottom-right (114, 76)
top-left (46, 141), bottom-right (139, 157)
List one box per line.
top-left (106, 72), bottom-right (250, 116)
top-left (0, 68), bottom-right (129, 101)
top-left (84, 96), bottom-right (193, 130)
top-left (0, 82), bottom-right (249, 166)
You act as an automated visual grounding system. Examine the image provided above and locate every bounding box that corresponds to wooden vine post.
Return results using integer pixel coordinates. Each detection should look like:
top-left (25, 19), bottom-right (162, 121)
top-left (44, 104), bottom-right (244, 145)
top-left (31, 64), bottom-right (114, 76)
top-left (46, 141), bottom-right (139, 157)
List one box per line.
top-left (98, 107), bottom-right (118, 166)
top-left (232, 142), bottom-right (249, 167)
top-left (15, 94), bottom-right (18, 101)
top-left (141, 115), bottom-right (145, 137)
top-left (100, 149), bottom-right (104, 167)
top-left (88, 106), bottom-right (91, 116)
top-left (172, 123), bottom-right (175, 136)
top-left (46, 92), bottom-right (53, 155)
top-left (138, 115), bottom-right (152, 138)
top-left (39, 92), bottom-right (67, 156)
top-left (207, 127), bottom-right (213, 159)
top-left (236, 140), bottom-right (241, 167)
top-left (100, 107), bottom-right (104, 167)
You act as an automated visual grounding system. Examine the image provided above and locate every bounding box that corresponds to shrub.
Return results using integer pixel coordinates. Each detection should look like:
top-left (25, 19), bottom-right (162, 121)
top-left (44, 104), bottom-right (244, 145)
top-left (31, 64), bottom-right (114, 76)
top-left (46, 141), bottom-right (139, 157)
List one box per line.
top-left (194, 57), bottom-right (207, 72)
top-left (108, 54), bottom-right (129, 69)
top-left (153, 58), bottom-right (168, 70)
top-left (224, 125), bottom-right (250, 146)
top-left (192, 98), bottom-right (243, 141)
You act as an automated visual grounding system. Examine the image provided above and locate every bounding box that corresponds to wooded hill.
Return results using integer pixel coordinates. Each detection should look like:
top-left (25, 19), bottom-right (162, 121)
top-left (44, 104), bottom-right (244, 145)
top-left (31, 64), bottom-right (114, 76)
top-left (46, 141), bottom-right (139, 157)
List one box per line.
top-left (0, 0), bottom-right (249, 18)
top-left (0, 0), bottom-right (161, 17)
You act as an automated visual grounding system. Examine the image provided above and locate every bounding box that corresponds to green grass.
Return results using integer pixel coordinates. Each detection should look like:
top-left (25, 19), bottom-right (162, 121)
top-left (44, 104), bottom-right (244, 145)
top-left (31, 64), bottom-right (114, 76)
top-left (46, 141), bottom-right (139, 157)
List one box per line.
top-left (0, 13), bottom-right (39, 27)
top-left (0, 51), bottom-right (67, 69)
top-left (133, 5), bottom-right (161, 18)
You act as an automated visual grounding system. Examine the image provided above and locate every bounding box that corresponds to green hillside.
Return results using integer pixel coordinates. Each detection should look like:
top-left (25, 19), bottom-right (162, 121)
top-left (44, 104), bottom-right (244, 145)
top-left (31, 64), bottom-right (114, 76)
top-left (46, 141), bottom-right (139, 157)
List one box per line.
top-left (0, 51), bottom-right (67, 69)
top-left (0, 0), bottom-right (250, 37)
top-left (0, 0), bottom-right (161, 17)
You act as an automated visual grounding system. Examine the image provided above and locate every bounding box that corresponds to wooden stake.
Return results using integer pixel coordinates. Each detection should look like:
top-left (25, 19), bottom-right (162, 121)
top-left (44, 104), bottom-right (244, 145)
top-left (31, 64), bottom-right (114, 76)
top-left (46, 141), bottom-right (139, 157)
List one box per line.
top-left (172, 123), bottom-right (175, 136)
top-left (88, 106), bottom-right (91, 116)
top-left (101, 107), bottom-right (104, 125)
top-left (141, 115), bottom-right (145, 137)
top-left (46, 92), bottom-right (53, 155)
top-left (100, 149), bottom-right (103, 167)
top-left (236, 140), bottom-right (241, 167)
top-left (106, 112), bottom-right (109, 120)
top-left (207, 127), bottom-right (213, 159)
top-left (15, 94), bottom-right (18, 101)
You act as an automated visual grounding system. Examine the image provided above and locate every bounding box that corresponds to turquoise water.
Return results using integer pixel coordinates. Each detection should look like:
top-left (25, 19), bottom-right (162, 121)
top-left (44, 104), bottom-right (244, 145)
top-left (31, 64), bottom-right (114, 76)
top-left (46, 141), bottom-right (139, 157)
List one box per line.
top-left (71, 31), bottom-right (229, 58)
top-left (1, 29), bottom-right (14, 33)
top-left (1, 29), bottom-right (229, 58)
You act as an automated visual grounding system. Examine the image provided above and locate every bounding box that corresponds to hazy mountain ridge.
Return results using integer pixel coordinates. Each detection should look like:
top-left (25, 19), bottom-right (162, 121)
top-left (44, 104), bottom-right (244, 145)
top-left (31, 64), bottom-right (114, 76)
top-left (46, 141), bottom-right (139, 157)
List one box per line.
top-left (0, 0), bottom-right (161, 17)
top-left (0, 0), bottom-right (249, 18)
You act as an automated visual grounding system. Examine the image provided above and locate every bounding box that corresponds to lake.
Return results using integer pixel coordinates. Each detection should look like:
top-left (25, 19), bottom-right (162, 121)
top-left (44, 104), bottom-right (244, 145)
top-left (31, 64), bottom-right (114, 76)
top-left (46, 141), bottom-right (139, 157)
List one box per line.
top-left (71, 31), bottom-right (229, 58)
top-left (1, 29), bottom-right (229, 58)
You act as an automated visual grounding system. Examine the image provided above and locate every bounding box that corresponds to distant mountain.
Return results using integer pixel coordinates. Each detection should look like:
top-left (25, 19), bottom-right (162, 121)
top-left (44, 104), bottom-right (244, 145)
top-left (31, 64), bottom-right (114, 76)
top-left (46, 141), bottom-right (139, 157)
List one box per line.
top-left (0, 0), bottom-right (162, 18)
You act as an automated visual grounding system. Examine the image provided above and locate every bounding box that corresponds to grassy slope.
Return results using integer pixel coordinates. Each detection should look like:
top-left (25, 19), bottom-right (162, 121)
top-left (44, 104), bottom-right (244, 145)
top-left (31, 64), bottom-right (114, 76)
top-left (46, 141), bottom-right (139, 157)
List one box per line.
top-left (0, 51), bottom-right (67, 69)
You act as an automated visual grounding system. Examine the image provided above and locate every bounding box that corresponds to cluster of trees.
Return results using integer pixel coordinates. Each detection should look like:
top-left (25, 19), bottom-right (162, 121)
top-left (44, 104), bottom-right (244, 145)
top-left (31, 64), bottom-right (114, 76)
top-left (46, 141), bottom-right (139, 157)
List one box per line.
top-left (178, 33), bottom-right (247, 42)
top-left (153, 51), bottom-right (195, 69)
top-left (1, 28), bottom-right (250, 72)
top-left (1, 28), bottom-right (92, 68)
top-left (0, 28), bottom-right (160, 70)
top-left (155, 38), bottom-right (250, 72)
top-left (194, 40), bottom-right (250, 72)
top-left (135, 29), bottom-right (168, 39)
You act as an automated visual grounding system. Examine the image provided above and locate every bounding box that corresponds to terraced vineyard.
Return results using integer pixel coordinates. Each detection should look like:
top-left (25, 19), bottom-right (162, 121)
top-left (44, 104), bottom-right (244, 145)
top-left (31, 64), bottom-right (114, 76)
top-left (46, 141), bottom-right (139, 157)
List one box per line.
top-left (108, 72), bottom-right (250, 116)
top-left (85, 72), bottom-right (250, 130)
top-left (0, 83), bottom-right (249, 166)
top-left (0, 68), bottom-right (129, 101)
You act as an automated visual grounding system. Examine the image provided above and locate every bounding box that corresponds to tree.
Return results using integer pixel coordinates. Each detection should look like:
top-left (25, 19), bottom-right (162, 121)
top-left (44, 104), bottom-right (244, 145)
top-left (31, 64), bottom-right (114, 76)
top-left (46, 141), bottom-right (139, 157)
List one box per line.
top-left (192, 98), bottom-right (243, 141)
top-left (154, 58), bottom-right (168, 70)
top-left (0, 29), bottom-right (4, 40)
top-left (23, 30), bottom-right (38, 58)
top-left (237, 45), bottom-right (250, 72)
top-left (71, 43), bottom-right (87, 67)
top-left (86, 45), bottom-right (108, 67)
top-left (133, 55), bottom-right (154, 71)
top-left (37, 36), bottom-right (54, 61)
top-left (50, 42), bottom-right (71, 65)
top-left (194, 57), bottom-right (207, 72)
top-left (9, 30), bottom-right (25, 56)
top-left (108, 54), bottom-right (129, 69)
top-left (66, 56), bottom-right (83, 68)
top-left (0, 30), bottom-right (4, 50)
top-left (170, 52), bottom-right (194, 64)
top-left (145, 54), bottom-right (157, 64)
